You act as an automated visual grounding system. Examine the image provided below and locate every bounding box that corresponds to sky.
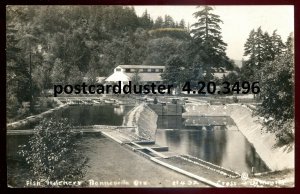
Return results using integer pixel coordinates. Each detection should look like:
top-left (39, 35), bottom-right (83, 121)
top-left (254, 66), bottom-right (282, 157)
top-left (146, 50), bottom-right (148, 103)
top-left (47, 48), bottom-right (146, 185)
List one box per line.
top-left (134, 6), bottom-right (294, 61)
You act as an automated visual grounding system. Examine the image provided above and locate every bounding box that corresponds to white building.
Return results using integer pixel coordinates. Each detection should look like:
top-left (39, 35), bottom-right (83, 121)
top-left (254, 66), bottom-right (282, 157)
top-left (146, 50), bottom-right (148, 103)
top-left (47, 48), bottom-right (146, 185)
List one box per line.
top-left (105, 65), bottom-right (165, 85)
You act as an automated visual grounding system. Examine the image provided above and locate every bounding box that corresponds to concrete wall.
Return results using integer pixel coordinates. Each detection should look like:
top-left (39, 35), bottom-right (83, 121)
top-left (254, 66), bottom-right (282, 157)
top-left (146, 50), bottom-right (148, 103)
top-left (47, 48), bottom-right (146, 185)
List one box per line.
top-left (7, 104), bottom-right (68, 130)
top-left (123, 103), bottom-right (158, 141)
top-left (183, 104), bottom-right (294, 171)
top-left (148, 104), bottom-right (182, 116)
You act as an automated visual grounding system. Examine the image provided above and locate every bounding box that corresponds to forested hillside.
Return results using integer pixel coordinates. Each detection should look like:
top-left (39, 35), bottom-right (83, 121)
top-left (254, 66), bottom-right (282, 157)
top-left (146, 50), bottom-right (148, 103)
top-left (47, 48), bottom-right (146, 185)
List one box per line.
top-left (6, 6), bottom-right (233, 114)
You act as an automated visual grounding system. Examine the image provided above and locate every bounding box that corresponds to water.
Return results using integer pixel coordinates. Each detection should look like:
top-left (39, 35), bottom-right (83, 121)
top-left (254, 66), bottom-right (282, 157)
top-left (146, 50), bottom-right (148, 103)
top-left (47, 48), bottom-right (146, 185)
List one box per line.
top-left (7, 135), bottom-right (32, 187)
top-left (19, 105), bottom-right (134, 129)
top-left (54, 105), bottom-right (134, 126)
top-left (155, 115), bottom-right (270, 174)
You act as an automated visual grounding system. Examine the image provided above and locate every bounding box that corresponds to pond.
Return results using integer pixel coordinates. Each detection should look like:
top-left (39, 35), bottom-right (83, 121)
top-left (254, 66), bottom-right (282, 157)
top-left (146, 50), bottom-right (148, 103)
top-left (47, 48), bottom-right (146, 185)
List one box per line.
top-left (156, 115), bottom-right (270, 174)
top-left (19, 105), bottom-right (134, 129)
top-left (55, 104), bottom-right (134, 126)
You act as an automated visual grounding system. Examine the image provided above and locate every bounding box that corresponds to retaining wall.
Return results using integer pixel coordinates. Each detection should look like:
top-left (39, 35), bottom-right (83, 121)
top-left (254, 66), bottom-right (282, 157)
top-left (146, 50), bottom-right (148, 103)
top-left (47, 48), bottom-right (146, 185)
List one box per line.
top-left (148, 104), bottom-right (182, 116)
top-left (7, 103), bottom-right (68, 130)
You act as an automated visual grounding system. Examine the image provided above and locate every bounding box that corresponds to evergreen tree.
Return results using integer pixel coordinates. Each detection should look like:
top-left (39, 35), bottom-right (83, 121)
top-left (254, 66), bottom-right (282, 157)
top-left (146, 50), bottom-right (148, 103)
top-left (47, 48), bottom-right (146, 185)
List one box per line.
top-left (139, 9), bottom-right (153, 29)
top-left (163, 15), bottom-right (175, 28)
top-left (190, 6), bottom-right (229, 80)
top-left (271, 30), bottom-right (285, 59)
top-left (262, 31), bottom-right (273, 61)
top-left (242, 27), bottom-right (285, 82)
top-left (179, 19), bottom-right (185, 28)
top-left (256, 34), bottom-right (294, 145)
top-left (50, 58), bottom-right (66, 84)
top-left (6, 24), bottom-right (24, 117)
top-left (162, 55), bottom-right (188, 88)
top-left (154, 16), bottom-right (163, 28)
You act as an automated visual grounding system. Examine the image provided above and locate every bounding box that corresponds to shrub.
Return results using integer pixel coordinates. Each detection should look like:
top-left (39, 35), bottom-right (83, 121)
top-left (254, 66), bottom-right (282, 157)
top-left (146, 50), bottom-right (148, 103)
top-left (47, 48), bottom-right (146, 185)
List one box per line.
top-left (232, 96), bottom-right (239, 103)
top-left (18, 118), bottom-right (88, 187)
top-left (6, 94), bottom-right (20, 119)
top-left (153, 97), bottom-right (158, 104)
top-left (171, 99), bottom-right (178, 104)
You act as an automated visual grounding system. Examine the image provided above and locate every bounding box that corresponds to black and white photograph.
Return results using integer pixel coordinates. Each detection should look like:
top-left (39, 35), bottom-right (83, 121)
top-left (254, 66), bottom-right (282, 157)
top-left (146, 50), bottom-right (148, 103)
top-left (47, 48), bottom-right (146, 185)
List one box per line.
top-left (6, 5), bottom-right (294, 188)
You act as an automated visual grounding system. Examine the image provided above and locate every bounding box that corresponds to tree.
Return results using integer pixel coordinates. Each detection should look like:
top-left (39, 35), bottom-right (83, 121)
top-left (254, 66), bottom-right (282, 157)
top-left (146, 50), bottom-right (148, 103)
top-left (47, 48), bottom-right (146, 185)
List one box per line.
top-left (67, 66), bottom-right (83, 85)
top-left (179, 19), bottom-right (185, 28)
top-left (64, 29), bottom-right (91, 73)
top-left (162, 55), bottom-right (188, 89)
top-left (148, 28), bottom-right (190, 40)
top-left (143, 37), bottom-right (185, 65)
top-left (163, 15), bottom-right (175, 28)
top-left (130, 28), bottom-right (149, 64)
top-left (18, 118), bottom-right (88, 186)
top-left (6, 24), bottom-right (31, 117)
top-left (242, 27), bottom-right (286, 83)
top-left (256, 34), bottom-right (294, 145)
top-left (154, 16), bottom-right (163, 28)
top-left (190, 6), bottom-right (229, 79)
top-left (139, 9), bottom-right (153, 29)
top-left (50, 58), bottom-right (66, 84)
top-left (131, 70), bottom-right (141, 86)
top-left (271, 30), bottom-right (285, 59)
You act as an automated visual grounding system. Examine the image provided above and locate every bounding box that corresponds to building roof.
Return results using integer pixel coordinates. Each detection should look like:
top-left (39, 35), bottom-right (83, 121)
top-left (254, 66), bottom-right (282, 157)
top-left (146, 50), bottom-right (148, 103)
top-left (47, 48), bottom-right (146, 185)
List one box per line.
top-left (96, 77), bottom-right (106, 83)
top-left (125, 73), bottom-right (163, 82)
top-left (212, 71), bottom-right (237, 79)
top-left (118, 65), bottom-right (165, 69)
top-left (105, 71), bottom-right (130, 82)
top-left (105, 65), bottom-right (165, 82)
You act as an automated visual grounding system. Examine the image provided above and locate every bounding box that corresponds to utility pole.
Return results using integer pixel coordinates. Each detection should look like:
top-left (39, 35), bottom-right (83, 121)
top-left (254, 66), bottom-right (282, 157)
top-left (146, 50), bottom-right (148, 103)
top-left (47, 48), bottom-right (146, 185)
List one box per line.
top-left (29, 51), bottom-right (33, 113)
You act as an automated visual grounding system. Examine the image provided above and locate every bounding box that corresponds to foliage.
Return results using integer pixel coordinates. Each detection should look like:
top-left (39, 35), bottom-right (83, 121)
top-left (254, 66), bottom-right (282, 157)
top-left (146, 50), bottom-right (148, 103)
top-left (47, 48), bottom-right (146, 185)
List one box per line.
top-left (6, 23), bottom-right (32, 117)
top-left (131, 70), bottom-right (141, 86)
top-left (242, 27), bottom-right (286, 82)
top-left (153, 97), bottom-right (158, 104)
top-left (18, 118), bottom-right (88, 185)
top-left (148, 28), bottom-right (190, 40)
top-left (189, 6), bottom-right (232, 81)
top-left (50, 58), bottom-right (66, 84)
top-left (6, 91), bottom-right (20, 119)
top-left (223, 71), bottom-right (239, 84)
top-left (143, 37), bottom-right (187, 65)
top-left (232, 96), bottom-right (238, 103)
top-left (162, 55), bottom-right (188, 87)
top-left (255, 34), bottom-right (294, 144)
top-left (152, 15), bottom-right (186, 29)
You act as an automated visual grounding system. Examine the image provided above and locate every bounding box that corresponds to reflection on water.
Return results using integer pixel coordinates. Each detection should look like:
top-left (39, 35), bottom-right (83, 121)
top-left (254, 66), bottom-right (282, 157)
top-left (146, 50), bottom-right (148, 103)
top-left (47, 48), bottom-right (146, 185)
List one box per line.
top-left (7, 135), bottom-right (31, 186)
top-left (156, 116), bottom-right (270, 173)
top-left (55, 105), bottom-right (135, 126)
top-left (20, 105), bottom-right (134, 129)
top-left (114, 105), bottom-right (125, 115)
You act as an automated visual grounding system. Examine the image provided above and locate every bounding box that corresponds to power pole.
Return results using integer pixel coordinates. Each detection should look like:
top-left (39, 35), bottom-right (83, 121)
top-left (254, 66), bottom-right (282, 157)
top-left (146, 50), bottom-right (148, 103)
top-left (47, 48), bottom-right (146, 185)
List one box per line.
top-left (29, 51), bottom-right (33, 113)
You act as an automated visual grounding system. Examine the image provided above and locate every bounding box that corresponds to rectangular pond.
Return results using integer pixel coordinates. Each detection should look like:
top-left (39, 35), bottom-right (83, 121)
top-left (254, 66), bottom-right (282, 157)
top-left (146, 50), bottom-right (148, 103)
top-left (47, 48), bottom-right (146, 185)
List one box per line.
top-left (156, 115), bottom-right (270, 174)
